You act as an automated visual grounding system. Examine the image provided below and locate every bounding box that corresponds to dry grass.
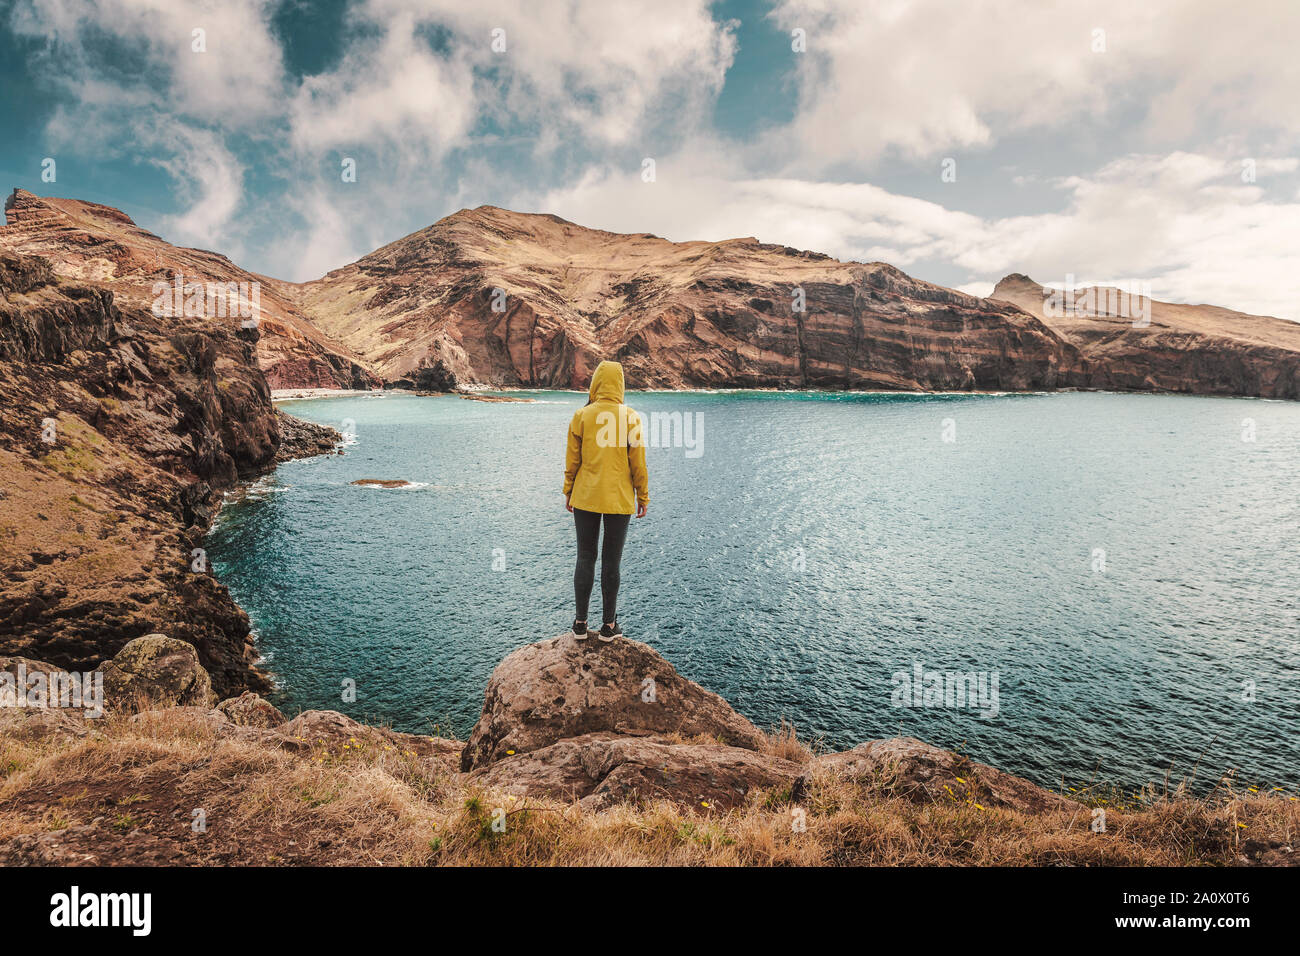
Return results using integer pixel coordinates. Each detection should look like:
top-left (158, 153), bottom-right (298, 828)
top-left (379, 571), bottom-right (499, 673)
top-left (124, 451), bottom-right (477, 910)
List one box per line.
top-left (0, 708), bottom-right (1294, 866)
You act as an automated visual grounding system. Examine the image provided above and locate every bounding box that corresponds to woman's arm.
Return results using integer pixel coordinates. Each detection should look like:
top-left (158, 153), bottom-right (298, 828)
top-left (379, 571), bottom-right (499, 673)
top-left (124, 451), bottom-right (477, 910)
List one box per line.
top-left (628, 409), bottom-right (649, 517)
top-left (562, 411), bottom-right (583, 510)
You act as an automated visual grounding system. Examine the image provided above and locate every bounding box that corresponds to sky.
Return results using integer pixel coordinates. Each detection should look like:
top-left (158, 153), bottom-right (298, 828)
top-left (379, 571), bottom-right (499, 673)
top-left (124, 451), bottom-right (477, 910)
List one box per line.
top-left (1, 0), bottom-right (1298, 319)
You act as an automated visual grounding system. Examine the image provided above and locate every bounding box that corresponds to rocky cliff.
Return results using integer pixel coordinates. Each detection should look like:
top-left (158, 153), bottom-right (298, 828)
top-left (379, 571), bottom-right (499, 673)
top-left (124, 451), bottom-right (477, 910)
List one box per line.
top-left (0, 252), bottom-right (339, 695)
top-left (274, 205), bottom-right (1087, 392)
top-left (992, 273), bottom-right (1300, 400)
top-left (1, 189), bottom-right (376, 391)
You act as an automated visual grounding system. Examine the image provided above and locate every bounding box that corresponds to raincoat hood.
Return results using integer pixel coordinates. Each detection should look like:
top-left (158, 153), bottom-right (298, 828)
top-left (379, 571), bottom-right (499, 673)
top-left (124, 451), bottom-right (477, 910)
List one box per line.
top-left (588, 360), bottom-right (625, 404)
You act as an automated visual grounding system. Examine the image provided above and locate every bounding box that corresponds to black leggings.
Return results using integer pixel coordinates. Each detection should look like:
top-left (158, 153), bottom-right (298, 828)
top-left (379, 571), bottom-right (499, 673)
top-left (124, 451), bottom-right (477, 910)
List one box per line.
top-left (573, 508), bottom-right (631, 624)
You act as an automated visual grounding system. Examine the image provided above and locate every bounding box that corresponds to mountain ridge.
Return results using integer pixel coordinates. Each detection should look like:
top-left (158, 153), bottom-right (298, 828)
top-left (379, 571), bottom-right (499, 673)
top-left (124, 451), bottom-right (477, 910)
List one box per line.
top-left (270, 201), bottom-right (1084, 393)
top-left (7, 188), bottom-right (1299, 399)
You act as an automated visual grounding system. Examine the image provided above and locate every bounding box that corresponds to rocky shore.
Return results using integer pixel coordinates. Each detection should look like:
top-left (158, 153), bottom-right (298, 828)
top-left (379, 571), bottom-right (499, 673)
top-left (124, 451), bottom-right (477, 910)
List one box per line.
top-left (0, 251), bottom-right (340, 697)
top-left (3, 194), bottom-right (1298, 867)
top-left (1, 632), bottom-right (1294, 866)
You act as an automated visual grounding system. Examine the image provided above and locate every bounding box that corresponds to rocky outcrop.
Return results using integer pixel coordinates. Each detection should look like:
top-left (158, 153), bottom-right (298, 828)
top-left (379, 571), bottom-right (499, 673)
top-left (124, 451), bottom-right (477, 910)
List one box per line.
top-left (215, 690), bottom-right (285, 728)
top-left (1, 189), bottom-right (377, 390)
top-left (0, 632), bottom-right (1080, 836)
top-left (102, 634), bottom-right (215, 708)
top-left (0, 704), bottom-right (91, 742)
top-left (0, 252), bottom-right (339, 695)
top-left (793, 737), bottom-right (1078, 813)
top-left (992, 273), bottom-right (1300, 400)
top-left (474, 731), bottom-right (804, 811)
top-left (276, 205), bottom-right (1087, 391)
top-left (460, 633), bottom-right (1074, 815)
top-left (461, 632), bottom-right (767, 771)
top-left (273, 409), bottom-right (342, 463)
top-left (1, 636), bottom-right (1291, 866)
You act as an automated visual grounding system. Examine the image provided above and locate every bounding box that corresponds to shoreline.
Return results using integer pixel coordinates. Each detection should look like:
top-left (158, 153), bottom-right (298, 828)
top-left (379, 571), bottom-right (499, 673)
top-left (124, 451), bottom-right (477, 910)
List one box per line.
top-left (271, 384), bottom-right (1291, 403)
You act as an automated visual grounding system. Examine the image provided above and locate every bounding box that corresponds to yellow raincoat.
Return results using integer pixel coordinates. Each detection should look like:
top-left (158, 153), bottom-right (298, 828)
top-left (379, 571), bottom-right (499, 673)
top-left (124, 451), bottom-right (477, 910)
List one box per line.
top-left (562, 361), bottom-right (649, 515)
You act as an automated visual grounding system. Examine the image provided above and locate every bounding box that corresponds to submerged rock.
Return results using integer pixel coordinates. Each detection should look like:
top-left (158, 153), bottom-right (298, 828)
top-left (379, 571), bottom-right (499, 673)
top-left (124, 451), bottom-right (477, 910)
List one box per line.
top-left (351, 479), bottom-right (413, 488)
top-left (460, 632), bottom-right (767, 772)
top-left (456, 393), bottom-right (536, 403)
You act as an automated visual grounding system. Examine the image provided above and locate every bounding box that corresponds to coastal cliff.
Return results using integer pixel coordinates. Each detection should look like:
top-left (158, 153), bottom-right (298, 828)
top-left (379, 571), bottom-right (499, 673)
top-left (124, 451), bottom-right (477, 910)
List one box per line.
top-left (992, 273), bottom-right (1300, 400)
top-left (275, 204), bottom-right (1300, 400)
top-left (0, 252), bottom-right (339, 696)
top-left (2, 189), bottom-right (376, 391)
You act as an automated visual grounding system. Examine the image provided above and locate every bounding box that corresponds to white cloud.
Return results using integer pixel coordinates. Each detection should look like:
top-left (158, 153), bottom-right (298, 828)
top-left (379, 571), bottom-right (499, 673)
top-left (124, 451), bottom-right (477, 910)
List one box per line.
top-left (357, 0), bottom-right (737, 148)
top-left (763, 0), bottom-right (1300, 170)
top-left (145, 124), bottom-right (245, 249)
top-left (287, 12), bottom-right (477, 160)
top-left (535, 150), bottom-right (1300, 320)
top-left (11, 0), bottom-right (286, 125)
top-left (9, 0), bottom-right (1299, 322)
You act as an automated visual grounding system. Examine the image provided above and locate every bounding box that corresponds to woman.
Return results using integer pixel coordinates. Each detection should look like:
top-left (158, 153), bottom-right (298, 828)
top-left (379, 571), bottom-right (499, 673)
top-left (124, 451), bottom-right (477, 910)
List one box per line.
top-left (562, 360), bottom-right (649, 642)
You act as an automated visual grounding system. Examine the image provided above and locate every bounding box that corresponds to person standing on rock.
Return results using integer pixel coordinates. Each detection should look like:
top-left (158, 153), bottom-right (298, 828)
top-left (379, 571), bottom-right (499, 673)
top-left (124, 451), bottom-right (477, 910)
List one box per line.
top-left (563, 360), bottom-right (649, 642)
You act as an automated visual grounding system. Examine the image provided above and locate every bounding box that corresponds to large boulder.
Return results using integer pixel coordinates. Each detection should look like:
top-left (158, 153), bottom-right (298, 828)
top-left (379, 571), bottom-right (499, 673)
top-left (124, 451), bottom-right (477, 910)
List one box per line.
top-left (216, 691), bottom-right (286, 728)
top-left (472, 731), bottom-right (803, 811)
top-left (461, 633), bottom-right (767, 771)
top-left (101, 634), bottom-right (215, 708)
top-left (792, 737), bottom-right (1077, 813)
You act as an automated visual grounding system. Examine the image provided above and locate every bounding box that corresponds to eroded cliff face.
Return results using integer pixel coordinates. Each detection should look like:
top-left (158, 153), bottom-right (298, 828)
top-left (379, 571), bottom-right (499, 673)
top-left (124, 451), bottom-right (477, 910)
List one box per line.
top-left (1, 189), bottom-right (377, 391)
top-left (0, 252), bottom-right (337, 695)
top-left (992, 274), bottom-right (1300, 400)
top-left (275, 206), bottom-right (1088, 392)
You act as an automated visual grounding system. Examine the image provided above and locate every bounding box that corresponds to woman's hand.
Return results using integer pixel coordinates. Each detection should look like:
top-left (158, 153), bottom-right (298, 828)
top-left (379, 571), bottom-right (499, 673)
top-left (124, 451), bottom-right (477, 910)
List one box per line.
top-left (636, 501), bottom-right (648, 518)
top-left (565, 495), bottom-right (574, 513)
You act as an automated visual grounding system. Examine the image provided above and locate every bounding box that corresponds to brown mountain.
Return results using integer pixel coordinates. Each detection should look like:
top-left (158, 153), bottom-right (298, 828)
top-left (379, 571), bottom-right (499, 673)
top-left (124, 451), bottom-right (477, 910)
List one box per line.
top-left (992, 273), bottom-right (1300, 400)
top-left (7, 191), bottom-right (1296, 400)
top-left (2, 189), bottom-right (376, 390)
top-left (272, 205), bottom-right (1084, 392)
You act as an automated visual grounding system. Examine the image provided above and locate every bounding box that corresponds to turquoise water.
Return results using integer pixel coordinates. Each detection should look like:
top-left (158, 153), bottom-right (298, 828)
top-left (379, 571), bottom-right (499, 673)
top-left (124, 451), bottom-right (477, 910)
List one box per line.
top-left (207, 390), bottom-right (1299, 790)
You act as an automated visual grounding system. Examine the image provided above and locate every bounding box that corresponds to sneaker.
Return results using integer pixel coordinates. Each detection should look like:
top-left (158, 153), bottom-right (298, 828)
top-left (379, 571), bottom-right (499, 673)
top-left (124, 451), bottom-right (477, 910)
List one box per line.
top-left (597, 621), bottom-right (622, 643)
top-left (571, 620), bottom-right (588, 640)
